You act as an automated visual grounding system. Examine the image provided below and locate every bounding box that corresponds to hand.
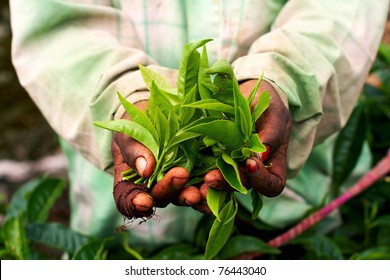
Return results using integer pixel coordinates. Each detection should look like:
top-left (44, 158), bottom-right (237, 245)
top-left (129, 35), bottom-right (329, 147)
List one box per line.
top-left (242, 79), bottom-right (292, 196)
top-left (111, 101), bottom-right (202, 220)
top-left (195, 79), bottom-right (292, 212)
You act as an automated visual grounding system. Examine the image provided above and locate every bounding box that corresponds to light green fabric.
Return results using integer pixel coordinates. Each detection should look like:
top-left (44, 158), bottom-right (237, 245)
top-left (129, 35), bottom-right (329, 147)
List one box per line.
top-left (9, 0), bottom-right (388, 245)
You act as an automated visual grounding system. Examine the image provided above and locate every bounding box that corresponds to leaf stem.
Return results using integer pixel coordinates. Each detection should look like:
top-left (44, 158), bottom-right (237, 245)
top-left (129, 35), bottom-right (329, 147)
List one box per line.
top-left (122, 173), bottom-right (139, 181)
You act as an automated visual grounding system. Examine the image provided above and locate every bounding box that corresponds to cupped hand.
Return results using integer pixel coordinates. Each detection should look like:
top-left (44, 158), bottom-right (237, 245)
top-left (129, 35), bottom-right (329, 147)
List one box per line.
top-left (194, 79), bottom-right (292, 213)
top-left (111, 101), bottom-right (202, 220)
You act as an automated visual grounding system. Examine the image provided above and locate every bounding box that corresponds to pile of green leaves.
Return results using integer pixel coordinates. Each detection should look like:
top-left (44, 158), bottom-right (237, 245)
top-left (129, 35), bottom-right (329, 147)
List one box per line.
top-left (94, 39), bottom-right (271, 259)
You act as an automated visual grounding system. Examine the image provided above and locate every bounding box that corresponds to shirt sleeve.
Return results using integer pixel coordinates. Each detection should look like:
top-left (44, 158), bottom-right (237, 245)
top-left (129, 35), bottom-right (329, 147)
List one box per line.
top-left (9, 0), bottom-right (172, 171)
top-left (232, 0), bottom-right (389, 177)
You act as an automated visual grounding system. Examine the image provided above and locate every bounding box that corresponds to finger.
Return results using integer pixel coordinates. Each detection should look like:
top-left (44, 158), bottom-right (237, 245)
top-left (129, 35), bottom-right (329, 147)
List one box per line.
top-left (113, 181), bottom-right (154, 219)
top-left (256, 90), bottom-right (291, 154)
top-left (175, 186), bottom-right (202, 206)
top-left (199, 183), bottom-right (209, 202)
top-left (112, 132), bottom-right (156, 179)
top-left (193, 203), bottom-right (212, 215)
top-left (193, 183), bottom-right (212, 214)
top-left (112, 138), bottom-right (132, 186)
top-left (203, 165), bottom-right (248, 191)
top-left (203, 169), bottom-right (228, 190)
top-left (150, 167), bottom-right (189, 207)
top-left (246, 143), bottom-right (288, 197)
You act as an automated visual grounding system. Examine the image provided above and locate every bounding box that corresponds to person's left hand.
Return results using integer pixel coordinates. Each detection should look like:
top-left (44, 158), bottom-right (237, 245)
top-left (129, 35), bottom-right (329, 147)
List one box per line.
top-left (193, 79), bottom-right (292, 214)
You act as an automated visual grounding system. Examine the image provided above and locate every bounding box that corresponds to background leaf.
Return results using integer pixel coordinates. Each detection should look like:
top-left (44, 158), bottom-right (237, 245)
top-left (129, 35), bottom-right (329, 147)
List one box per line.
top-left (25, 223), bottom-right (91, 254)
top-left (2, 215), bottom-right (28, 259)
top-left (332, 103), bottom-right (367, 195)
top-left (72, 238), bottom-right (111, 260)
top-left (27, 178), bottom-right (65, 223)
top-left (352, 247), bottom-right (390, 260)
top-left (5, 177), bottom-right (45, 220)
top-left (150, 243), bottom-right (201, 260)
top-left (293, 235), bottom-right (344, 260)
top-left (219, 235), bottom-right (280, 259)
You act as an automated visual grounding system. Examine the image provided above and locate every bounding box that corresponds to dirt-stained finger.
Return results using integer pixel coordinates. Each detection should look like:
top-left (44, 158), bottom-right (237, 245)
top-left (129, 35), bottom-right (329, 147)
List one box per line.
top-left (150, 167), bottom-right (189, 207)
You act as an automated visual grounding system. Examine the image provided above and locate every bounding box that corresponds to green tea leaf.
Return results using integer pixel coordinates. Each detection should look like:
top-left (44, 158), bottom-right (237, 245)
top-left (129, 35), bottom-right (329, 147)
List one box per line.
top-left (166, 109), bottom-right (180, 147)
top-left (238, 106), bottom-right (251, 140)
top-left (179, 139), bottom-right (199, 172)
top-left (216, 153), bottom-right (247, 194)
top-left (117, 92), bottom-right (159, 142)
top-left (207, 59), bottom-right (235, 79)
top-left (198, 45), bottom-right (213, 99)
top-left (190, 154), bottom-right (218, 176)
top-left (138, 64), bottom-right (172, 90)
top-left (94, 119), bottom-right (159, 158)
top-left (151, 106), bottom-right (168, 148)
top-left (182, 99), bottom-right (234, 114)
top-left (177, 39), bottom-right (212, 97)
top-left (212, 75), bottom-right (234, 106)
top-left (206, 188), bottom-right (227, 221)
top-left (250, 190), bottom-right (263, 220)
top-left (167, 131), bottom-right (200, 150)
top-left (252, 90), bottom-right (271, 124)
top-left (179, 84), bottom-right (198, 126)
top-left (241, 133), bottom-right (266, 157)
top-left (149, 81), bottom-right (174, 118)
top-left (247, 73), bottom-right (264, 107)
top-left (205, 197), bottom-right (237, 260)
top-left (185, 119), bottom-right (243, 150)
top-left (234, 85), bottom-right (252, 139)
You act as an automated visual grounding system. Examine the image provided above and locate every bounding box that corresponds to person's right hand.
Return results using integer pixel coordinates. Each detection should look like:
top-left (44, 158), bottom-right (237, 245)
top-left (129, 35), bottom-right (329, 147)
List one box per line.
top-left (192, 79), bottom-right (292, 214)
top-left (111, 101), bottom-right (202, 220)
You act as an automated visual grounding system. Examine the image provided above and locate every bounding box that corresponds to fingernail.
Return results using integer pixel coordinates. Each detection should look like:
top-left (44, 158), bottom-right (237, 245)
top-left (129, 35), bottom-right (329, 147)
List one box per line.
top-left (135, 157), bottom-right (147, 177)
top-left (258, 144), bottom-right (270, 161)
top-left (172, 176), bottom-right (188, 187)
top-left (247, 158), bottom-right (257, 174)
top-left (133, 193), bottom-right (154, 212)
